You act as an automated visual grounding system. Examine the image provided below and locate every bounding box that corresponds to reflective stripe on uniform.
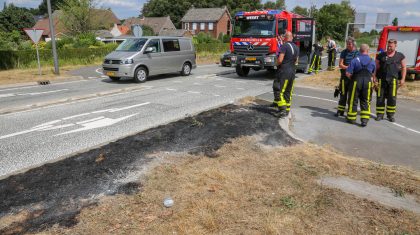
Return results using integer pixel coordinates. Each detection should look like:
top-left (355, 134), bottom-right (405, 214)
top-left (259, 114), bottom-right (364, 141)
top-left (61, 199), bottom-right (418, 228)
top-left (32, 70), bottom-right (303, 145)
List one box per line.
top-left (277, 80), bottom-right (289, 106)
top-left (349, 81), bottom-right (357, 114)
top-left (393, 78), bottom-right (397, 97)
top-left (378, 79), bottom-right (381, 97)
top-left (367, 81), bottom-right (371, 114)
top-left (337, 105), bottom-right (346, 111)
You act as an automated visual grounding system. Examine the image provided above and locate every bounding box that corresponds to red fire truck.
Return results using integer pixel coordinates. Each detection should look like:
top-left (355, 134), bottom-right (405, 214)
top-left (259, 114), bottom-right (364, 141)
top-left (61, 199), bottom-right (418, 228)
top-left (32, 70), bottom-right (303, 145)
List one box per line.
top-left (230, 10), bottom-right (315, 77)
top-left (377, 26), bottom-right (420, 79)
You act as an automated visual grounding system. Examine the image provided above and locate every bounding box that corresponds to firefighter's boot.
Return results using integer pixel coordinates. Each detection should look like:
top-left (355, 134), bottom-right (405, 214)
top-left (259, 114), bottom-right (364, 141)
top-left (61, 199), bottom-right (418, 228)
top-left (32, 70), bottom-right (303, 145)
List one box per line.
top-left (361, 119), bottom-right (369, 127)
top-left (388, 113), bottom-right (395, 122)
top-left (375, 114), bottom-right (384, 121)
top-left (334, 110), bottom-right (344, 117)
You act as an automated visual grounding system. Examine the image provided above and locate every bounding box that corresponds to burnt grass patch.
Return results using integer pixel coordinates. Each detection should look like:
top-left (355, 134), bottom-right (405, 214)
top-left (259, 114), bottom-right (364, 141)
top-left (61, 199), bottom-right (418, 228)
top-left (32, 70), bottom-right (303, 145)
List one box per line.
top-left (0, 102), bottom-right (298, 234)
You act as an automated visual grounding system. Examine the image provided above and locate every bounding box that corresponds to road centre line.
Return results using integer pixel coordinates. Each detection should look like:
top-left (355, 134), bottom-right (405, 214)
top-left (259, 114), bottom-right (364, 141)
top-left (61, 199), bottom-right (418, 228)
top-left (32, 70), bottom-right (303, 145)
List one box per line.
top-left (77, 117), bottom-right (105, 125)
top-left (187, 91), bottom-right (201, 94)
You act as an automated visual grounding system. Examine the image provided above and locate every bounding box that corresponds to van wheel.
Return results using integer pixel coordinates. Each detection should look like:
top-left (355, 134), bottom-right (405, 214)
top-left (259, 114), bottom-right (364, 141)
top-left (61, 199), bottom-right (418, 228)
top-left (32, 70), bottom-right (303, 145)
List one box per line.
top-left (134, 67), bottom-right (147, 83)
top-left (109, 76), bottom-right (120, 81)
top-left (181, 62), bottom-right (192, 76)
top-left (236, 66), bottom-right (250, 77)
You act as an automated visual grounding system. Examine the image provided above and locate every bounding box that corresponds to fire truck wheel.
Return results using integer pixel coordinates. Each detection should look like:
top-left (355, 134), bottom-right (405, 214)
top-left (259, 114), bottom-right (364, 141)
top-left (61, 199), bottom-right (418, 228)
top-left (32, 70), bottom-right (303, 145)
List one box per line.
top-left (236, 66), bottom-right (250, 77)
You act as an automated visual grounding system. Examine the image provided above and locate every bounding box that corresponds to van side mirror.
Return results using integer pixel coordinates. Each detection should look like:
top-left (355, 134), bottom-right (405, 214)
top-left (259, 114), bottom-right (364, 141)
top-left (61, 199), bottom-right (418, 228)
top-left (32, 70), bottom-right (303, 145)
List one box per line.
top-left (144, 47), bottom-right (154, 54)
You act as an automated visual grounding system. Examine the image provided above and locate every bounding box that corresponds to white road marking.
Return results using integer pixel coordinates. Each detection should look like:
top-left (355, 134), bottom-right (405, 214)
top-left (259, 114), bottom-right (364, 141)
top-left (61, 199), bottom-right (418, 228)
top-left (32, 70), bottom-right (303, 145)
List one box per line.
top-left (56, 113), bottom-right (138, 136)
top-left (214, 85), bottom-right (226, 88)
top-left (215, 78), bottom-right (223, 81)
top-left (0, 94), bottom-right (15, 98)
top-left (0, 102), bottom-right (151, 139)
top-left (172, 81), bottom-right (183, 83)
top-left (17, 89), bottom-right (69, 96)
top-left (77, 116), bottom-right (105, 125)
top-left (88, 77), bottom-right (98, 79)
top-left (0, 86), bottom-right (37, 92)
top-left (193, 83), bottom-right (202, 85)
top-left (213, 94), bottom-right (221, 97)
top-left (101, 76), bottom-right (108, 78)
top-left (295, 94), bottom-right (336, 103)
top-left (109, 102), bottom-right (150, 112)
top-left (0, 89), bottom-right (69, 99)
top-left (166, 88), bottom-right (177, 91)
top-left (235, 81), bottom-right (247, 83)
top-left (236, 88), bottom-right (245, 90)
top-left (187, 91), bottom-right (201, 94)
top-left (62, 113), bottom-right (91, 120)
top-left (95, 68), bottom-right (103, 75)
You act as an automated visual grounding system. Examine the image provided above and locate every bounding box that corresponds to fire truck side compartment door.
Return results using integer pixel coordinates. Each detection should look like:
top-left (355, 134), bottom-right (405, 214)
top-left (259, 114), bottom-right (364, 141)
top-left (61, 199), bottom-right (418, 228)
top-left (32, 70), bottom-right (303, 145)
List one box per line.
top-left (292, 18), bottom-right (314, 42)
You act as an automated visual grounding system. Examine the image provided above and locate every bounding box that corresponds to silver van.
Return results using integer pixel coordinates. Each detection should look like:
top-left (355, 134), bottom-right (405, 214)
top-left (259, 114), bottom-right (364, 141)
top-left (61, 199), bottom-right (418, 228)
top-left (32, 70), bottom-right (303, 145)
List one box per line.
top-left (102, 36), bottom-right (196, 83)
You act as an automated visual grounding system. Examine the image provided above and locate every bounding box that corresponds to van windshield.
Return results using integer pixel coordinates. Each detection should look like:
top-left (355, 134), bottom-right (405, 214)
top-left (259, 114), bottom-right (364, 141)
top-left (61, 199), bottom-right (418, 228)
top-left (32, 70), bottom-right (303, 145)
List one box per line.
top-left (116, 38), bottom-right (147, 52)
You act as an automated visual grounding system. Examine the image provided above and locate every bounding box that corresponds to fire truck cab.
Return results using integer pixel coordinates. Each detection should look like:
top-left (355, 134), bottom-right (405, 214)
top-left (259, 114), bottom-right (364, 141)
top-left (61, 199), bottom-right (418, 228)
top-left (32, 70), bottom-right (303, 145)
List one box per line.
top-left (377, 26), bottom-right (420, 79)
top-left (230, 10), bottom-right (315, 77)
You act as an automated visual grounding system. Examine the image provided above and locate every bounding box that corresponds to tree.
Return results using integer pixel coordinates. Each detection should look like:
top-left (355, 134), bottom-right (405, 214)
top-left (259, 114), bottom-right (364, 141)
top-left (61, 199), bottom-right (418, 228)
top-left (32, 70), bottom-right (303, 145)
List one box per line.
top-left (0, 4), bottom-right (35, 33)
top-left (38, 0), bottom-right (66, 15)
top-left (263, 0), bottom-right (285, 9)
top-left (313, 1), bottom-right (355, 41)
top-left (59, 0), bottom-right (93, 35)
top-left (369, 29), bottom-right (378, 36)
top-left (292, 6), bottom-right (308, 16)
top-left (392, 17), bottom-right (398, 26)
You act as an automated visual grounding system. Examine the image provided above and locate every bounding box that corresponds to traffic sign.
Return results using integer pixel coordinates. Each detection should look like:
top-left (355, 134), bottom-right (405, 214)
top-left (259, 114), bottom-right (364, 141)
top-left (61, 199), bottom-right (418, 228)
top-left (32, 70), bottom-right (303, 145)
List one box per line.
top-left (132, 25), bottom-right (143, 37)
top-left (24, 28), bottom-right (44, 44)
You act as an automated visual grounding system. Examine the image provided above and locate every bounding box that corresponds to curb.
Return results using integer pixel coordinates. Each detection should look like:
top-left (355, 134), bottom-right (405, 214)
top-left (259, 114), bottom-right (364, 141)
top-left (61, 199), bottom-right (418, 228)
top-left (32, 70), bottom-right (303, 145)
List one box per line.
top-left (278, 112), bottom-right (305, 142)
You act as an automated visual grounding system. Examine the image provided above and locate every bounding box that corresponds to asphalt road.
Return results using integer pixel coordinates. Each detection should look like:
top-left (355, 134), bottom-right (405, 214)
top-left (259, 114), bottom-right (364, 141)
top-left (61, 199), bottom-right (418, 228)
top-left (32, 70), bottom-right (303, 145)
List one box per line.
top-left (0, 65), bottom-right (279, 178)
top-left (2, 55), bottom-right (418, 178)
top-left (258, 86), bottom-right (420, 171)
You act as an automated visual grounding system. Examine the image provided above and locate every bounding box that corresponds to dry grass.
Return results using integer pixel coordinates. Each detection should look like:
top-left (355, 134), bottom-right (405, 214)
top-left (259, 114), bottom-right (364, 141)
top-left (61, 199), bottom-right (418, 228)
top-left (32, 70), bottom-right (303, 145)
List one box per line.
top-left (0, 65), bottom-right (93, 85)
top-left (44, 137), bottom-right (419, 235)
top-left (297, 69), bottom-right (420, 100)
top-left (197, 54), bottom-right (219, 65)
top-left (297, 69), bottom-right (341, 89)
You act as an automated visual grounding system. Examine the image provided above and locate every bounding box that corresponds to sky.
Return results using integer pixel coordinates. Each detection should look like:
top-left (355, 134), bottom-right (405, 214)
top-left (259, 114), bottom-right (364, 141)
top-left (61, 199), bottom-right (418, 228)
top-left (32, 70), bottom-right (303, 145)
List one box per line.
top-left (2, 0), bottom-right (420, 31)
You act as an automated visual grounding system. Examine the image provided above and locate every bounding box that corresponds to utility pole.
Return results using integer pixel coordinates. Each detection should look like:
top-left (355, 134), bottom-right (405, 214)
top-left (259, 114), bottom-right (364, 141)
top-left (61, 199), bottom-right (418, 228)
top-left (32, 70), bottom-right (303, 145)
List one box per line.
top-left (47, 0), bottom-right (59, 74)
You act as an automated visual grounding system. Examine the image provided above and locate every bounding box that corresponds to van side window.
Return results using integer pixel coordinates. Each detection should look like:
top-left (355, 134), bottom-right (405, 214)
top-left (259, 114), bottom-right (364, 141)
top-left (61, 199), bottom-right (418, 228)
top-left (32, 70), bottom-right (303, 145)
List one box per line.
top-left (146, 39), bottom-right (161, 53)
top-left (162, 39), bottom-right (180, 52)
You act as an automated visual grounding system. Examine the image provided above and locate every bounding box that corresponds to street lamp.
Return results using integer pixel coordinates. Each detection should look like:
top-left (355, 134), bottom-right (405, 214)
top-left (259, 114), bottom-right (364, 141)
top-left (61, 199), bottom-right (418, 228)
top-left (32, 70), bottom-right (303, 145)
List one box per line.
top-left (47, 0), bottom-right (59, 74)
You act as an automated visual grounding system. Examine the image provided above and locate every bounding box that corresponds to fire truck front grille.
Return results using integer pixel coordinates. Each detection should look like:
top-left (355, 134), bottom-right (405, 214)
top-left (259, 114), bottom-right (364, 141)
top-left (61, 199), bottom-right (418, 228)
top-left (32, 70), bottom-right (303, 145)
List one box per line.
top-left (233, 45), bottom-right (270, 55)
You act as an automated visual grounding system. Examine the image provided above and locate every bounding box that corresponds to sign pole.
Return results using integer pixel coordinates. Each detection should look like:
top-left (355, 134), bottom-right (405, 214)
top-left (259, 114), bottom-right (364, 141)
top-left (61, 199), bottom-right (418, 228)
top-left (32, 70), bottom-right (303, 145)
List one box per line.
top-left (35, 42), bottom-right (41, 76)
top-left (47, 0), bottom-right (59, 75)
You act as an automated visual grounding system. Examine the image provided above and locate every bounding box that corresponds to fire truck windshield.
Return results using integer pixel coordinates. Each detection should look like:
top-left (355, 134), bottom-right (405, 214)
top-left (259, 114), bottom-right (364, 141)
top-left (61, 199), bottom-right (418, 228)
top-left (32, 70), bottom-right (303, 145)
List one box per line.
top-left (233, 19), bottom-right (275, 38)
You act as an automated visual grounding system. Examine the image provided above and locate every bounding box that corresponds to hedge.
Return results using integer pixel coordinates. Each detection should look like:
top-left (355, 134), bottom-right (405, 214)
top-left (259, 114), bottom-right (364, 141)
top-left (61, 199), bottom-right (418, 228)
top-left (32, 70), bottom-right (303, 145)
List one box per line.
top-left (0, 43), bottom-right (230, 70)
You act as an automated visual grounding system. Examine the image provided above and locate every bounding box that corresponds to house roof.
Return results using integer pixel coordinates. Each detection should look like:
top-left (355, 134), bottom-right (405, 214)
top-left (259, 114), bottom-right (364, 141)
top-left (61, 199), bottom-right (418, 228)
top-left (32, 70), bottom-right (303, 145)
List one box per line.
top-left (123, 16), bottom-right (176, 35)
top-left (95, 30), bottom-right (114, 39)
top-left (181, 6), bottom-right (229, 22)
top-left (159, 29), bottom-right (192, 37)
top-left (33, 9), bottom-right (120, 37)
top-left (117, 25), bottom-right (130, 35)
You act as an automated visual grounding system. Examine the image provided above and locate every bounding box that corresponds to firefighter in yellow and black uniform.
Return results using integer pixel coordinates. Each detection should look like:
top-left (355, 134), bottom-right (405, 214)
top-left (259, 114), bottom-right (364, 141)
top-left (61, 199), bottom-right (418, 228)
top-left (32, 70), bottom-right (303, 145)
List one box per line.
top-left (346, 44), bottom-right (376, 127)
top-left (272, 31), bottom-right (299, 118)
top-left (374, 39), bottom-right (407, 122)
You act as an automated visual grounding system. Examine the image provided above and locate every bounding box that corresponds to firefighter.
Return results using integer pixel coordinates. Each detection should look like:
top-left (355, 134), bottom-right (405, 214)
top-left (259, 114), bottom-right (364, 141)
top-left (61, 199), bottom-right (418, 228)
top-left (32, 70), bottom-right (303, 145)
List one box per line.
top-left (335, 37), bottom-right (359, 117)
top-left (307, 40), bottom-right (323, 74)
top-left (346, 44), bottom-right (376, 126)
top-left (272, 31), bottom-right (299, 118)
top-left (374, 39), bottom-right (407, 122)
top-left (326, 36), bottom-right (337, 70)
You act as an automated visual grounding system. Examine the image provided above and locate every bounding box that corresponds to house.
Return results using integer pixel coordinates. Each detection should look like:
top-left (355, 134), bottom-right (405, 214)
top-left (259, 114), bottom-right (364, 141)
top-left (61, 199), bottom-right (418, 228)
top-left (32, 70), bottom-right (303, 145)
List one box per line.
top-left (181, 6), bottom-right (232, 38)
top-left (33, 9), bottom-right (120, 40)
top-left (159, 29), bottom-right (193, 37)
top-left (123, 16), bottom-right (176, 35)
top-left (110, 24), bottom-right (130, 37)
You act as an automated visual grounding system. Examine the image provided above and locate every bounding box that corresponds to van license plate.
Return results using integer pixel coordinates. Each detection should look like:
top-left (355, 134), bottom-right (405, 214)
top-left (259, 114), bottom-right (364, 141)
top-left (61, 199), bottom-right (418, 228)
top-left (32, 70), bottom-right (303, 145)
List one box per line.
top-left (106, 72), bottom-right (115, 76)
top-left (246, 57), bottom-right (256, 61)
